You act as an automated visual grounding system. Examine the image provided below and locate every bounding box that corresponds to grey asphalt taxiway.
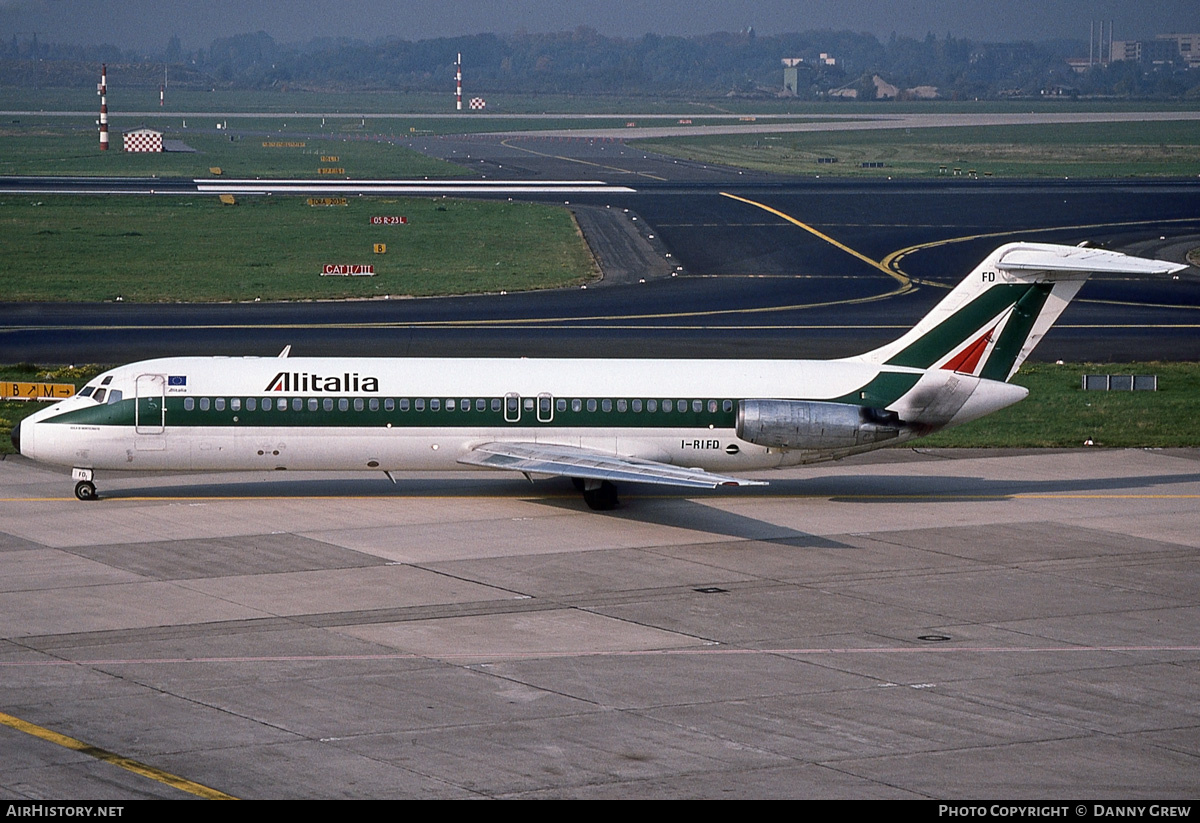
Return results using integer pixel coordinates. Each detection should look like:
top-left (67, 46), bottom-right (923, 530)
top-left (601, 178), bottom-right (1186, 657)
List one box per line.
top-left (2, 448), bottom-right (1199, 799)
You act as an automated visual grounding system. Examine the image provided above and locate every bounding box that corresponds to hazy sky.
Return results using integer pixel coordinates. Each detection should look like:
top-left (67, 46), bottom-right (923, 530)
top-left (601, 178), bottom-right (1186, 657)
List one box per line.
top-left (2, 0), bottom-right (1197, 51)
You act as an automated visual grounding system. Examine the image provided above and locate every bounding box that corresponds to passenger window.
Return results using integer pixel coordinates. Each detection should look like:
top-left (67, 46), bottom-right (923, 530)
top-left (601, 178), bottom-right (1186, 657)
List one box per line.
top-left (662, 399), bottom-right (673, 413)
top-left (199, 397), bottom-right (209, 411)
top-left (693, 400), bottom-right (703, 413)
top-left (338, 398), bottom-right (348, 412)
top-left (246, 398), bottom-right (256, 411)
top-left (601, 399), bottom-right (612, 413)
top-left (476, 398), bottom-right (485, 412)
top-left (370, 399), bottom-right (379, 411)
top-left (523, 397), bottom-right (534, 412)
top-left (587, 399), bottom-right (597, 412)
top-left (231, 398), bottom-right (241, 411)
top-left (184, 397), bottom-right (194, 411)
top-left (491, 398), bottom-right (501, 412)
top-left (647, 399), bottom-right (657, 413)
top-left (446, 399), bottom-right (456, 411)
top-left (399, 399), bottom-right (409, 412)
top-left (354, 398), bottom-right (364, 412)
top-left (215, 398), bottom-right (226, 411)
top-left (415, 398), bottom-right (425, 411)
top-left (462, 398), bottom-right (470, 412)
top-left (632, 399), bottom-right (642, 413)
top-left (617, 399), bottom-right (627, 412)
top-left (263, 398), bottom-right (273, 411)
top-left (571, 399), bottom-right (582, 412)
top-left (556, 398), bottom-right (566, 412)
top-left (293, 398), bottom-right (303, 411)
top-left (708, 400), bottom-right (717, 413)
top-left (430, 399), bottom-right (440, 411)
top-left (308, 399), bottom-right (318, 412)
top-left (323, 398), bottom-right (334, 412)
top-left (386, 399), bottom-right (396, 412)
top-left (723, 400), bottom-right (733, 413)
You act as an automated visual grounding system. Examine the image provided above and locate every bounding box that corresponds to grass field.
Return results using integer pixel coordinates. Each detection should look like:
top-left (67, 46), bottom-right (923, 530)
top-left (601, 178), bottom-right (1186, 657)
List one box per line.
top-left (6, 87), bottom-right (1200, 116)
top-left (0, 118), bottom-right (469, 178)
top-left (2, 361), bottom-right (1196, 457)
top-left (637, 121), bottom-right (1200, 178)
top-left (919, 361), bottom-right (1200, 448)
top-left (0, 195), bottom-right (597, 301)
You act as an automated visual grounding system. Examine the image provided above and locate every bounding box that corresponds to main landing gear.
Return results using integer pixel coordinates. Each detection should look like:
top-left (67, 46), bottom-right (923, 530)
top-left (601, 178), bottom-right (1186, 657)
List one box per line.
top-left (72, 468), bottom-right (98, 501)
top-left (573, 478), bottom-right (619, 511)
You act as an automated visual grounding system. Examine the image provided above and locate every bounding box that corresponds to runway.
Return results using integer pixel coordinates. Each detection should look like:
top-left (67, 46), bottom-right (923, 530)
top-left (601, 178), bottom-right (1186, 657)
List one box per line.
top-left (2, 448), bottom-right (1198, 798)
top-left (4, 176), bottom-right (1200, 363)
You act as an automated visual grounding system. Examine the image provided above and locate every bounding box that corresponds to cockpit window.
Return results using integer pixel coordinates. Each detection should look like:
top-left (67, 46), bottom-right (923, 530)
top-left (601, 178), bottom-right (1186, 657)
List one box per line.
top-left (93, 388), bottom-right (107, 403)
top-left (107, 389), bottom-right (122, 404)
top-left (78, 386), bottom-right (95, 398)
top-left (101, 376), bottom-right (113, 386)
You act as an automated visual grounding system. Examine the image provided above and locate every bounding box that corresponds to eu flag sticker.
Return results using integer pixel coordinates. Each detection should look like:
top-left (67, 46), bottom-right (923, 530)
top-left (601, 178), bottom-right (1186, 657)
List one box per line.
top-left (168, 375), bottom-right (187, 386)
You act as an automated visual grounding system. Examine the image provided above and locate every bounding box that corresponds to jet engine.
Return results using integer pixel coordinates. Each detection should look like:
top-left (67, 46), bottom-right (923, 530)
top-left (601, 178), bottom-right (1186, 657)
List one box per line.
top-left (736, 400), bottom-right (903, 451)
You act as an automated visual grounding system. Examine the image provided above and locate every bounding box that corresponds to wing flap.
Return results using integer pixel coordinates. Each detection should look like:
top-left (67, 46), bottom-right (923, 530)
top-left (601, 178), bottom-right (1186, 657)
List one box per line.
top-left (459, 442), bottom-right (767, 489)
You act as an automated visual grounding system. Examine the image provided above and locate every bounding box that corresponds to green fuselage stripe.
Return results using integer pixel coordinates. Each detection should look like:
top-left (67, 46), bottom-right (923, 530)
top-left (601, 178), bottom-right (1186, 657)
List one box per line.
top-left (43, 372), bottom-right (927, 432)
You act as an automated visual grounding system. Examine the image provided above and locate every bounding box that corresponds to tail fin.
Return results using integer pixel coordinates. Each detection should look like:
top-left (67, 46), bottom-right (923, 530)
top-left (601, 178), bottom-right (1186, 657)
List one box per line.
top-left (856, 242), bottom-right (1186, 382)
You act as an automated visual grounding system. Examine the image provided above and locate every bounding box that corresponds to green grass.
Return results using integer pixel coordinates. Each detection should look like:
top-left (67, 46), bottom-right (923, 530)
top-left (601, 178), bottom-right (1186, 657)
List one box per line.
top-left (3, 361), bottom-right (1197, 457)
top-left (920, 362), bottom-right (1200, 447)
top-left (5, 87), bottom-right (1200, 115)
top-left (0, 118), bottom-right (468, 178)
top-left (636, 121), bottom-right (1200, 178)
top-left (0, 195), bottom-right (597, 301)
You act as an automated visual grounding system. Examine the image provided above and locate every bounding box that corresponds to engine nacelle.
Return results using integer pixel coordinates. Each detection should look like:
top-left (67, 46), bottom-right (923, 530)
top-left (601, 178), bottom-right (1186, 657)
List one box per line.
top-left (736, 399), bottom-right (903, 451)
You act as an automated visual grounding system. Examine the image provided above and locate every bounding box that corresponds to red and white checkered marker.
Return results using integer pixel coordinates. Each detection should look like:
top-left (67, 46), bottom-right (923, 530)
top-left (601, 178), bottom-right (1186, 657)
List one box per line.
top-left (469, 97), bottom-right (486, 110)
top-left (123, 129), bottom-right (163, 152)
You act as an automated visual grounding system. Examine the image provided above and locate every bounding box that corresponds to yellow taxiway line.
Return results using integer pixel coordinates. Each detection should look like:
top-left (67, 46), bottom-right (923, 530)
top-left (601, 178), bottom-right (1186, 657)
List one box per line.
top-left (0, 709), bottom-right (236, 799)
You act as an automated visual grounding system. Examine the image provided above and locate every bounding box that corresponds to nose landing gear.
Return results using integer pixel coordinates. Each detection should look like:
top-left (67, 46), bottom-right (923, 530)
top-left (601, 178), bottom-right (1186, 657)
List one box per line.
top-left (72, 468), bottom-right (99, 501)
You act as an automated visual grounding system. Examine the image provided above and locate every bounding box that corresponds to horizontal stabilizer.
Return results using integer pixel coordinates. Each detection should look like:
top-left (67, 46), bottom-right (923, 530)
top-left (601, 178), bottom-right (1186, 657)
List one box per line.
top-left (997, 245), bottom-right (1187, 275)
top-left (460, 442), bottom-right (768, 489)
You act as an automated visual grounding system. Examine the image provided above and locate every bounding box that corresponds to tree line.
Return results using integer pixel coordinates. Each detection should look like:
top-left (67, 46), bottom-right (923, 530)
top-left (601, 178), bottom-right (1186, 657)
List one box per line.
top-left (2, 27), bottom-right (1196, 100)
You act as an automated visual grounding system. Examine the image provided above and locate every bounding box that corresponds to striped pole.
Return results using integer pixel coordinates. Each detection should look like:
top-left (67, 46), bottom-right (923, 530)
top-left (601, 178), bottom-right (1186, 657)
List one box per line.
top-left (456, 53), bottom-right (462, 111)
top-left (159, 84), bottom-right (164, 106)
top-left (99, 64), bottom-right (108, 151)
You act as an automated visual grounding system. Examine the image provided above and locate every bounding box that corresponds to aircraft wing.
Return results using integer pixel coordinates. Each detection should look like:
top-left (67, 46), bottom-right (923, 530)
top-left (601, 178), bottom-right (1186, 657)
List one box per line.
top-left (458, 442), bottom-right (768, 489)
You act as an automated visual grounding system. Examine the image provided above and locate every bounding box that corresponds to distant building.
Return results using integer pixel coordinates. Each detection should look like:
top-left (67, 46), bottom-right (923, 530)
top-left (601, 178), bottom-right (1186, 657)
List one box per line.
top-left (123, 127), bottom-right (162, 153)
top-left (1108, 33), bottom-right (1199, 67)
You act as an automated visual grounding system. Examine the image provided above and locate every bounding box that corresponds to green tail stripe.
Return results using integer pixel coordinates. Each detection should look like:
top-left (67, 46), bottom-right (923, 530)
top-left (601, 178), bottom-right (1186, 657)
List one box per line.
top-left (832, 371), bottom-right (922, 407)
top-left (978, 282), bottom-right (1052, 381)
top-left (884, 283), bottom-right (1042, 370)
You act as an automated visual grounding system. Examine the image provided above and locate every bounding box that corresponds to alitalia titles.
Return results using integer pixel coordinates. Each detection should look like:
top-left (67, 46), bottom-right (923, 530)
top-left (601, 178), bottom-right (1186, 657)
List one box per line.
top-left (265, 372), bottom-right (380, 393)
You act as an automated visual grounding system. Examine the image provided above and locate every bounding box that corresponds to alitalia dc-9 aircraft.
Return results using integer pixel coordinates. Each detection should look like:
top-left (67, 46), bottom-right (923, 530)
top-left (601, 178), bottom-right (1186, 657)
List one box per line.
top-left (12, 242), bottom-right (1184, 510)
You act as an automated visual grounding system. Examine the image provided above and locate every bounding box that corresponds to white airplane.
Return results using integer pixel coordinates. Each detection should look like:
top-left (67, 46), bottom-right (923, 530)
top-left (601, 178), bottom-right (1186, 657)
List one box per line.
top-left (12, 242), bottom-right (1184, 509)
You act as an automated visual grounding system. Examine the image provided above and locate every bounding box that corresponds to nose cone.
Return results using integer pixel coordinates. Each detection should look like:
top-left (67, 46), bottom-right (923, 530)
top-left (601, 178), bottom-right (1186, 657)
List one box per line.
top-left (9, 419), bottom-right (19, 455)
